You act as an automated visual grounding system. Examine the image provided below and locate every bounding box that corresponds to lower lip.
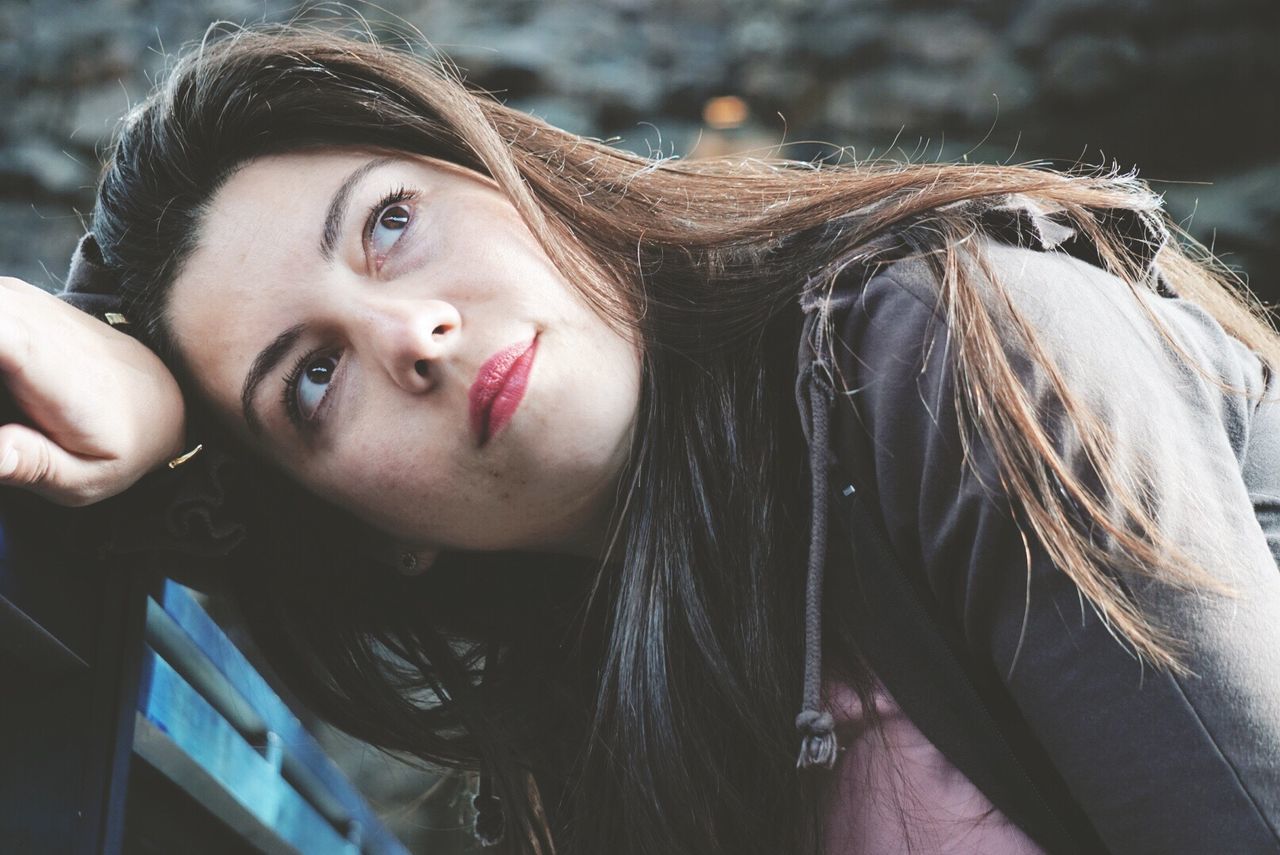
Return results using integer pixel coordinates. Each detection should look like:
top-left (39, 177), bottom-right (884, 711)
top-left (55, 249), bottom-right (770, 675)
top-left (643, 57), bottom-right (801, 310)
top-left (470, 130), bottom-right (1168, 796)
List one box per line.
top-left (472, 336), bottom-right (538, 446)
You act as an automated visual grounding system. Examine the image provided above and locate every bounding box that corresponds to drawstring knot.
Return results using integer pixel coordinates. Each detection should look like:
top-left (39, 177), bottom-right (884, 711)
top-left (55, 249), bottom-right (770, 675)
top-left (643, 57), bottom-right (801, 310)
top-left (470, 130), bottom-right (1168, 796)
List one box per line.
top-left (795, 709), bottom-right (838, 769)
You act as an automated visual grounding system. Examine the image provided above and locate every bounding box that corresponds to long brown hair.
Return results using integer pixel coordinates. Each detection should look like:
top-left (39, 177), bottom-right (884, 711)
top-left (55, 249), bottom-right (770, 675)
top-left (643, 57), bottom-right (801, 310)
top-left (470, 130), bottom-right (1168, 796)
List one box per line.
top-left (89, 21), bottom-right (1280, 855)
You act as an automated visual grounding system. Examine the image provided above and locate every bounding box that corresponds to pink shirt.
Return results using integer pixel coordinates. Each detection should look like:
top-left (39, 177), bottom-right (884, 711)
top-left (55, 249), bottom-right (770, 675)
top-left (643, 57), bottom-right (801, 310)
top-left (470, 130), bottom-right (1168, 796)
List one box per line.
top-left (820, 674), bottom-right (1050, 855)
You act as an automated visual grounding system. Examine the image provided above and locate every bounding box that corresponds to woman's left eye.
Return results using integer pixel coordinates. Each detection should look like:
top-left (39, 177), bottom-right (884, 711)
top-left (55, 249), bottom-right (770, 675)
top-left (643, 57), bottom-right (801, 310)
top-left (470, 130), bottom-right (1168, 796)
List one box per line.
top-left (283, 350), bottom-right (343, 428)
top-left (365, 189), bottom-right (416, 268)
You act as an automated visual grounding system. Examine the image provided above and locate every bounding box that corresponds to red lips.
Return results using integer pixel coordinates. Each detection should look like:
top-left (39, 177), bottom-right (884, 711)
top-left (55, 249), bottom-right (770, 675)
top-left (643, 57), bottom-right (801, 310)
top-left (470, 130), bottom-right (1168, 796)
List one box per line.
top-left (469, 335), bottom-right (538, 446)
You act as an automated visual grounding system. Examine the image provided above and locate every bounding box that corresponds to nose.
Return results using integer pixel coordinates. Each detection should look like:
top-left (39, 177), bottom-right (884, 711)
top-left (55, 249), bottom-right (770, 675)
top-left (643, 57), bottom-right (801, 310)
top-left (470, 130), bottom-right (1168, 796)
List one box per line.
top-left (354, 296), bottom-right (462, 392)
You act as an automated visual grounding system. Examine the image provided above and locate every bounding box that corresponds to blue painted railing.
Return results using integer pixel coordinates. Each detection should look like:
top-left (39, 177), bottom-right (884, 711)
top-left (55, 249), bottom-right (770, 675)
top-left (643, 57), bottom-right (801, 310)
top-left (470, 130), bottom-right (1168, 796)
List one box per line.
top-left (134, 579), bottom-right (412, 855)
top-left (1, 497), bottom-right (422, 853)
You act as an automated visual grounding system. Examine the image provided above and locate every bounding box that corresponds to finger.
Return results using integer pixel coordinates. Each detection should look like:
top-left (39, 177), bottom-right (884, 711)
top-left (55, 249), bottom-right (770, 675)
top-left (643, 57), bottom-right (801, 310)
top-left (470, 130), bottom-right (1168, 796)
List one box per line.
top-left (0, 422), bottom-right (109, 507)
top-left (0, 303), bottom-right (33, 378)
top-left (0, 304), bottom-right (117, 456)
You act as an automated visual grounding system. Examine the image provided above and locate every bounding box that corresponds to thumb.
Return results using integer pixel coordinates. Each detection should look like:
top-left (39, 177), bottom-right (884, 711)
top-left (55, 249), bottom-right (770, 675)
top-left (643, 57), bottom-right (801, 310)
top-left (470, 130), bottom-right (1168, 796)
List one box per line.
top-left (0, 422), bottom-right (108, 507)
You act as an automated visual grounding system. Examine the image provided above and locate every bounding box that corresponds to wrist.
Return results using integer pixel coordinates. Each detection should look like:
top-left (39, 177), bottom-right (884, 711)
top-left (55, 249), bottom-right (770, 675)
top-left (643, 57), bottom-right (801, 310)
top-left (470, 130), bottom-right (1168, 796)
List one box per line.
top-left (157, 405), bottom-right (194, 472)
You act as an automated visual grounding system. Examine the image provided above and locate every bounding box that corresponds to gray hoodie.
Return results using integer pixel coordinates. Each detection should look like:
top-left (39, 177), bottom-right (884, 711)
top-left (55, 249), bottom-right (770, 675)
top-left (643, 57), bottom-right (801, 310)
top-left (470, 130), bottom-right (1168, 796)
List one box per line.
top-left (792, 198), bottom-right (1280, 853)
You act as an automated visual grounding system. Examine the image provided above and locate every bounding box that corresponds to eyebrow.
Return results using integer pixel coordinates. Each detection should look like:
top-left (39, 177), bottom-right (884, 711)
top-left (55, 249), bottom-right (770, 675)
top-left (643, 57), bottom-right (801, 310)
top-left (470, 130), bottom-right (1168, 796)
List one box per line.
top-left (241, 322), bottom-right (306, 436)
top-left (319, 156), bottom-right (395, 262)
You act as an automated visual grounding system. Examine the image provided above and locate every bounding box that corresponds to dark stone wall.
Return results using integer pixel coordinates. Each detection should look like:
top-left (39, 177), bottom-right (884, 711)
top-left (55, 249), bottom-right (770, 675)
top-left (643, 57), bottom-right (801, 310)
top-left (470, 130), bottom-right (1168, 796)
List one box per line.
top-left (3, 0), bottom-right (1277, 295)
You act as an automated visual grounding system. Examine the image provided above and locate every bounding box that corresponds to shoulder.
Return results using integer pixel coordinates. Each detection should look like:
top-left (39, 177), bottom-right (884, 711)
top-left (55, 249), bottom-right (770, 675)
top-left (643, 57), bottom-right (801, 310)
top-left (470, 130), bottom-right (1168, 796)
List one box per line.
top-left (817, 227), bottom-right (1278, 607)
top-left (833, 234), bottom-right (1268, 469)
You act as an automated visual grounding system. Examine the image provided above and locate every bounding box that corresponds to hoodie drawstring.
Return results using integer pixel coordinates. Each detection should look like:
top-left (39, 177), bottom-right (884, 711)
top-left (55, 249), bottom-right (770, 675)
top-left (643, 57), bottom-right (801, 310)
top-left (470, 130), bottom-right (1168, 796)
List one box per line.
top-left (795, 357), bottom-right (839, 770)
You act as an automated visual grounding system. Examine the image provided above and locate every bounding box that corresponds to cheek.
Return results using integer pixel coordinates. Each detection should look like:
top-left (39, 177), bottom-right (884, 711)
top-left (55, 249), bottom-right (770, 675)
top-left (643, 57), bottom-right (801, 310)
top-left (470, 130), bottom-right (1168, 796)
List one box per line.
top-left (320, 427), bottom-right (496, 536)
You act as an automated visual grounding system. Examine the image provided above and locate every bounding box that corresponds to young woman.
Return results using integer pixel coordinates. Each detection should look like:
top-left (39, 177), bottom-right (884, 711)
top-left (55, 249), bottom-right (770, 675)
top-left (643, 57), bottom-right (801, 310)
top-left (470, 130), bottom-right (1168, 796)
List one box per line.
top-left (5, 23), bottom-right (1279, 855)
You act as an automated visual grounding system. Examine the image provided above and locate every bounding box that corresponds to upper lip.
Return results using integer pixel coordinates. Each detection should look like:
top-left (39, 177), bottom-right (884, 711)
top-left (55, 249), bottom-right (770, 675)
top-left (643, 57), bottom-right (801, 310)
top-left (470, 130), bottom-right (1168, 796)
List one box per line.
top-left (468, 334), bottom-right (537, 443)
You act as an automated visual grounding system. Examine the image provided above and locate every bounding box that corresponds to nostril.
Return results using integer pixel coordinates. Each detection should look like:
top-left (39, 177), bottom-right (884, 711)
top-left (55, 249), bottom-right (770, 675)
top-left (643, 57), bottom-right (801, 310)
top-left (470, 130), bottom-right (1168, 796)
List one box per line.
top-left (414, 359), bottom-right (429, 377)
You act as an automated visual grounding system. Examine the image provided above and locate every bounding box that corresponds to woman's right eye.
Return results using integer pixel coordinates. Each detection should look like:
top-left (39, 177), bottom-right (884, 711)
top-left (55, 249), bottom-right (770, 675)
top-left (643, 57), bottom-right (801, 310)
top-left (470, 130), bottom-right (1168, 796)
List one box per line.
top-left (364, 186), bottom-right (418, 271)
top-left (283, 350), bottom-right (343, 427)
top-left (370, 203), bottom-right (411, 256)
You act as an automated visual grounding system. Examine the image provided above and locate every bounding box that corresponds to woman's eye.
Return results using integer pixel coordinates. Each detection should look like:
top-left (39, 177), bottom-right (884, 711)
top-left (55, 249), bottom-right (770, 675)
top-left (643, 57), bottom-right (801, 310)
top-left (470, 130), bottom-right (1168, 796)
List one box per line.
top-left (368, 200), bottom-right (413, 263)
top-left (295, 353), bottom-right (340, 421)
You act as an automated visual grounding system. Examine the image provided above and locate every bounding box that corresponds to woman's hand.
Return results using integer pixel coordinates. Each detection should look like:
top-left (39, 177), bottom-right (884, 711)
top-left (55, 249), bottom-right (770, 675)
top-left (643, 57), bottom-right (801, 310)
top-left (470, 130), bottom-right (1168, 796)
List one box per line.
top-left (0, 276), bottom-right (187, 507)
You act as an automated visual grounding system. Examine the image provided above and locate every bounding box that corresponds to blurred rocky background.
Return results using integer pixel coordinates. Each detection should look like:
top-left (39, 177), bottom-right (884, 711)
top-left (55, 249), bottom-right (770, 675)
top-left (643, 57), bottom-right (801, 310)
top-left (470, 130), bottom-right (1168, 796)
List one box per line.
top-left (3, 0), bottom-right (1278, 300)
top-left (2, 0), bottom-right (1277, 851)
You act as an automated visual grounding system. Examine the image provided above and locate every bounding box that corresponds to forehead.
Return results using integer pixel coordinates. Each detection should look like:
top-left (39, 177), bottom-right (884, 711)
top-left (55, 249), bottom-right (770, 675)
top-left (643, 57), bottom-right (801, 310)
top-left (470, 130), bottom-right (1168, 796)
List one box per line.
top-left (183, 148), bottom-right (392, 279)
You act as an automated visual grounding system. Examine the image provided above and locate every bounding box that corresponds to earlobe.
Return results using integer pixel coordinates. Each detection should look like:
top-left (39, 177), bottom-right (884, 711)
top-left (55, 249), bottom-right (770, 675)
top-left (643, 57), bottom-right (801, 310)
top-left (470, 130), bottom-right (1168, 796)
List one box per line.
top-left (396, 546), bottom-right (438, 577)
top-left (365, 533), bottom-right (439, 577)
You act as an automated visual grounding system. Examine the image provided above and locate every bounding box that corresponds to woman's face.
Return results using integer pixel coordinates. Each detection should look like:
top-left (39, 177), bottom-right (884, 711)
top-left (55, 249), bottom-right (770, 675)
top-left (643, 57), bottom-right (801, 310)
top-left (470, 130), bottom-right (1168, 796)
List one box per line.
top-left (168, 150), bottom-right (642, 566)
